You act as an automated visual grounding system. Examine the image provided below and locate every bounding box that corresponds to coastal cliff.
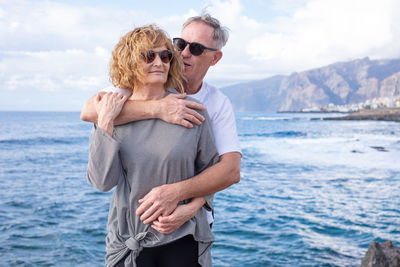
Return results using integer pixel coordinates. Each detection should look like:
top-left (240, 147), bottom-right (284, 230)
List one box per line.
top-left (221, 57), bottom-right (400, 112)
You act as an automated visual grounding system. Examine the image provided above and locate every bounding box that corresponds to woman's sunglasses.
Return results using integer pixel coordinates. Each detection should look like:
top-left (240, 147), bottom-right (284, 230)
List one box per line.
top-left (141, 50), bottom-right (173, 64)
top-left (173, 38), bottom-right (217, 56)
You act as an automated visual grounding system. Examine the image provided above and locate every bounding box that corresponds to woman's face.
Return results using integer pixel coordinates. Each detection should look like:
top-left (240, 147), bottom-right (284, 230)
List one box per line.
top-left (140, 45), bottom-right (171, 87)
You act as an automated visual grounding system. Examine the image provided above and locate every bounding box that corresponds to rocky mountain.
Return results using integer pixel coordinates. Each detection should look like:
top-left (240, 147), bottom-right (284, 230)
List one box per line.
top-left (221, 57), bottom-right (400, 112)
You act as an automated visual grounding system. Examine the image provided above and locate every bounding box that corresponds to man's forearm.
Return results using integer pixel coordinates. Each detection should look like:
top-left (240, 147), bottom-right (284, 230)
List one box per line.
top-left (180, 197), bottom-right (205, 219)
top-left (114, 100), bottom-right (158, 125)
top-left (136, 152), bottom-right (241, 223)
top-left (175, 152), bottom-right (241, 201)
top-left (80, 95), bottom-right (99, 122)
top-left (80, 94), bottom-right (159, 125)
top-left (80, 93), bottom-right (205, 128)
top-left (150, 197), bottom-right (206, 234)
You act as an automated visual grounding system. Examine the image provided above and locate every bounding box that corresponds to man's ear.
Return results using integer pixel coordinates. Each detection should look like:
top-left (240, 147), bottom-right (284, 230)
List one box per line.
top-left (210, 50), bottom-right (223, 66)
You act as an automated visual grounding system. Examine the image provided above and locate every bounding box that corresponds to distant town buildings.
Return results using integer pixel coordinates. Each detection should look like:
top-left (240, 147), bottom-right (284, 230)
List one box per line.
top-left (301, 95), bottom-right (400, 113)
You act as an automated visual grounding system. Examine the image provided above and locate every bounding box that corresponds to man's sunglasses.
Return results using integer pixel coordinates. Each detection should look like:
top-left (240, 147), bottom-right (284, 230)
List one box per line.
top-left (141, 50), bottom-right (173, 64)
top-left (173, 38), bottom-right (217, 56)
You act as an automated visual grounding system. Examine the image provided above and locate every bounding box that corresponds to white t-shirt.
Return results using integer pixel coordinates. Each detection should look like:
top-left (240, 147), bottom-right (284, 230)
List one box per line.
top-left (190, 82), bottom-right (242, 225)
top-left (190, 81), bottom-right (241, 156)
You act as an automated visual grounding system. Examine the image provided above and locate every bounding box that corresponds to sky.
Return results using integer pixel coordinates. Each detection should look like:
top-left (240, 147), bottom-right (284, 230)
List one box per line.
top-left (1, 0), bottom-right (400, 111)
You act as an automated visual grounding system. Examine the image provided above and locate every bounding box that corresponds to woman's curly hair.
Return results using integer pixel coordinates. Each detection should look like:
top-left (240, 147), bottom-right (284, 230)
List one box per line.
top-left (109, 24), bottom-right (185, 93)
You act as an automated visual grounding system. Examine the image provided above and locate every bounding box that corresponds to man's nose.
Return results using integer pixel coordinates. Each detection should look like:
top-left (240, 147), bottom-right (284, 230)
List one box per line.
top-left (181, 44), bottom-right (191, 58)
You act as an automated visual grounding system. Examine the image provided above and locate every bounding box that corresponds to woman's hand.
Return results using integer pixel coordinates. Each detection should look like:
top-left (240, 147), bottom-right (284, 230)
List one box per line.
top-left (151, 197), bottom-right (205, 234)
top-left (96, 92), bottom-right (128, 136)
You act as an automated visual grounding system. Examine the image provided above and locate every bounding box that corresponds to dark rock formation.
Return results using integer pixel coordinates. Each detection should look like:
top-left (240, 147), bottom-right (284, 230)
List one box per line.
top-left (361, 240), bottom-right (400, 267)
top-left (324, 108), bottom-right (400, 122)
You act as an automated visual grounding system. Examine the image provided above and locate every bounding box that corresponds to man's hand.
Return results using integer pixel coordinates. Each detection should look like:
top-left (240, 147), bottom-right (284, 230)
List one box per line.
top-left (158, 93), bottom-right (206, 128)
top-left (136, 184), bottom-right (181, 224)
top-left (151, 198), bottom-right (205, 234)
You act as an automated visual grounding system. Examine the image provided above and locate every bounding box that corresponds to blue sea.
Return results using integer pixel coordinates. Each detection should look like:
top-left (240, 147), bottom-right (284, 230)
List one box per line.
top-left (0, 111), bottom-right (399, 266)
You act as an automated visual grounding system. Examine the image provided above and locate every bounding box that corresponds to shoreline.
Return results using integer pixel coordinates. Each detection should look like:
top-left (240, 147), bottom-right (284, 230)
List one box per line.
top-left (323, 108), bottom-right (400, 122)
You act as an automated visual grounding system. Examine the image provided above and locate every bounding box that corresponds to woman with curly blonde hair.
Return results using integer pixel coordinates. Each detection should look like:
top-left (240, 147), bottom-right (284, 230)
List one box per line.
top-left (87, 24), bottom-right (218, 267)
top-left (109, 24), bottom-right (184, 95)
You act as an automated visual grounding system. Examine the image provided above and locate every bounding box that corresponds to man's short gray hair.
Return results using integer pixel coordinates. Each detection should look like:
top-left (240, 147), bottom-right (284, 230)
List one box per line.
top-left (183, 13), bottom-right (229, 50)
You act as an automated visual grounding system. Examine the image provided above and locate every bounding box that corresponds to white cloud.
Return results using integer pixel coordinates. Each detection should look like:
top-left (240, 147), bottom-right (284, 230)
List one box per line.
top-left (1, 0), bottom-right (399, 110)
top-left (0, 0), bottom-right (157, 97)
top-left (201, 0), bottom-right (272, 83)
top-left (0, 48), bottom-right (109, 93)
top-left (246, 0), bottom-right (400, 74)
top-left (199, 0), bottom-right (400, 86)
top-left (0, 0), bottom-right (146, 51)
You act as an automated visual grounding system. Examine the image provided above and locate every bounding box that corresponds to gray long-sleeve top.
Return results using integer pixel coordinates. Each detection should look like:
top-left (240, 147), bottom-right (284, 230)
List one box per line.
top-left (87, 94), bottom-right (219, 267)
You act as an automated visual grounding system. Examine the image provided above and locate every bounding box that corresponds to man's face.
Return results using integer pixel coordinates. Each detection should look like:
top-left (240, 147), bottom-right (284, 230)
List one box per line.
top-left (180, 22), bottom-right (220, 91)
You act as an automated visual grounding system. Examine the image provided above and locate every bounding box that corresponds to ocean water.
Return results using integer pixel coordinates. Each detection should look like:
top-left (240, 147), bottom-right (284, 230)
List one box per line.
top-left (0, 111), bottom-right (399, 266)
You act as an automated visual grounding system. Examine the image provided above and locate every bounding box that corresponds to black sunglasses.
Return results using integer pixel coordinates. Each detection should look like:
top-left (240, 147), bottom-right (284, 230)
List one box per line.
top-left (173, 38), bottom-right (217, 56)
top-left (141, 50), bottom-right (173, 64)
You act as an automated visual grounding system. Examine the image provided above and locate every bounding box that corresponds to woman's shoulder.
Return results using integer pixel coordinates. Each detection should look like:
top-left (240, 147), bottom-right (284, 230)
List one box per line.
top-left (166, 87), bottom-right (181, 95)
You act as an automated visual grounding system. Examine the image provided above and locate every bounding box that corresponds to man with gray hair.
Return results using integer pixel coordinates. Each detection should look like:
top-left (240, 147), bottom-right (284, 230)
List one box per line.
top-left (81, 13), bottom-right (241, 241)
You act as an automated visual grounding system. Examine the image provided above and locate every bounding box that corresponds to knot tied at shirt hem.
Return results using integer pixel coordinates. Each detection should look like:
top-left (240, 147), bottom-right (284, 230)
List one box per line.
top-left (124, 231), bottom-right (160, 252)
